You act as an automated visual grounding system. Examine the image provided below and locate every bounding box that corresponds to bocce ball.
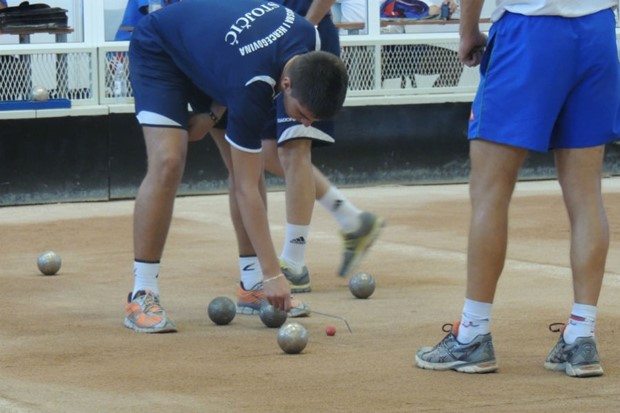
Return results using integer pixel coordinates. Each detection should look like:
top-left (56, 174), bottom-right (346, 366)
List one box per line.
top-left (207, 296), bottom-right (236, 325)
top-left (37, 251), bottom-right (62, 275)
top-left (277, 322), bottom-right (308, 354)
top-left (259, 303), bottom-right (288, 328)
top-left (32, 85), bottom-right (49, 101)
top-left (348, 272), bottom-right (376, 299)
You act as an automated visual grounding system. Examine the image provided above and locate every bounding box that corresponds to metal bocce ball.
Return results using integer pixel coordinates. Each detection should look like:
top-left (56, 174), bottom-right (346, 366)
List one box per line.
top-left (259, 303), bottom-right (288, 328)
top-left (207, 296), bottom-right (236, 325)
top-left (31, 85), bottom-right (49, 101)
top-left (348, 272), bottom-right (376, 299)
top-left (277, 322), bottom-right (308, 354)
top-left (37, 251), bottom-right (62, 275)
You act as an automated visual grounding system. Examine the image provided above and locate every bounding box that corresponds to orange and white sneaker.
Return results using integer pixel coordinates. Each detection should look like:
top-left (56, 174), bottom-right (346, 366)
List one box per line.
top-left (236, 282), bottom-right (310, 318)
top-left (124, 290), bottom-right (177, 333)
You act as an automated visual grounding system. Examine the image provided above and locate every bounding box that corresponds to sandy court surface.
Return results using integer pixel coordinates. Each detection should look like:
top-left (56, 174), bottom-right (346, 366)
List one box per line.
top-left (1, 178), bottom-right (619, 413)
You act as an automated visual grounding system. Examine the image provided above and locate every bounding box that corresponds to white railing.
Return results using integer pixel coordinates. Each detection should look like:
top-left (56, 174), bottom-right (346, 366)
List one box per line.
top-left (0, 0), bottom-right (619, 119)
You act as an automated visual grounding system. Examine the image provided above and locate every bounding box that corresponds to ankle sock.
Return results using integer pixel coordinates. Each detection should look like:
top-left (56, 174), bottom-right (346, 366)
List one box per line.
top-left (318, 186), bottom-right (362, 233)
top-left (457, 298), bottom-right (492, 344)
top-left (133, 260), bottom-right (160, 298)
top-left (563, 303), bottom-right (597, 344)
top-left (239, 255), bottom-right (262, 290)
top-left (280, 223), bottom-right (309, 274)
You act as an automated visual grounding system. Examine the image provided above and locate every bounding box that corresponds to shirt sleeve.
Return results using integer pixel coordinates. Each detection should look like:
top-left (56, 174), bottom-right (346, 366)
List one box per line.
top-left (225, 81), bottom-right (276, 152)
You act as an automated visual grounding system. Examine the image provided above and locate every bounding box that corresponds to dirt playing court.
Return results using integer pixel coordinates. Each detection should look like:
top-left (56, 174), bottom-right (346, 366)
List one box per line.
top-left (1, 178), bottom-right (619, 412)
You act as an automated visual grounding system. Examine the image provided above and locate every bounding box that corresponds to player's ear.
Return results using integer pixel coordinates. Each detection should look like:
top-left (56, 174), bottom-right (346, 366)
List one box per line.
top-left (279, 76), bottom-right (292, 92)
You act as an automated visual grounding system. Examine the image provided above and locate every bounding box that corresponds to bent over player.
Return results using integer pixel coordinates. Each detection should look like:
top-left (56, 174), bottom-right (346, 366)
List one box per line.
top-left (124, 0), bottom-right (348, 333)
top-left (199, 0), bottom-right (384, 317)
top-left (415, 0), bottom-right (619, 377)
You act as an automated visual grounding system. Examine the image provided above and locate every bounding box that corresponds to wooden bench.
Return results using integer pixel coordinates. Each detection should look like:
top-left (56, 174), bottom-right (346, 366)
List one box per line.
top-left (335, 18), bottom-right (491, 34)
top-left (380, 17), bottom-right (491, 26)
top-left (335, 21), bottom-right (366, 34)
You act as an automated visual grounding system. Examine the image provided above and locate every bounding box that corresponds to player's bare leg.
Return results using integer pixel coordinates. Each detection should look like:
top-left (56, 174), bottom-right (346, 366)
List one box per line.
top-left (263, 139), bottom-right (385, 279)
top-left (544, 145), bottom-right (608, 377)
top-left (555, 146), bottom-right (608, 305)
top-left (466, 139), bottom-right (527, 303)
top-left (134, 127), bottom-right (188, 261)
top-left (126, 126), bottom-right (188, 333)
top-left (416, 139), bottom-right (526, 371)
top-left (275, 139), bottom-right (315, 291)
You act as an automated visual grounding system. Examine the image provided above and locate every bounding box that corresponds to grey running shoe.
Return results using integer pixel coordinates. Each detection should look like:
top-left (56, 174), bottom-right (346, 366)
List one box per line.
top-left (124, 290), bottom-right (177, 334)
top-left (415, 323), bottom-right (498, 373)
top-left (544, 323), bottom-right (603, 377)
top-left (338, 212), bottom-right (385, 277)
top-left (236, 282), bottom-right (310, 318)
top-left (280, 259), bottom-right (311, 293)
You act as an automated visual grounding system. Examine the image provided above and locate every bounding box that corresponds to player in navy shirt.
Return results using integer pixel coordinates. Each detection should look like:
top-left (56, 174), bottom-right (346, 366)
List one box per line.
top-left (207, 1), bottom-right (385, 314)
top-left (124, 0), bottom-right (348, 333)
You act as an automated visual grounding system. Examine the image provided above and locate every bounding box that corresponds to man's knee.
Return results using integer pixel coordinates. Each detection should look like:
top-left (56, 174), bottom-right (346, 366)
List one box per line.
top-left (278, 140), bottom-right (312, 170)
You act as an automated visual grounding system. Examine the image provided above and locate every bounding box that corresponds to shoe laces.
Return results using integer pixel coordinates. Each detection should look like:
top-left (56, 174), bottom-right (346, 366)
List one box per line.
top-left (548, 322), bottom-right (565, 333)
top-left (246, 281), bottom-right (264, 292)
top-left (134, 290), bottom-right (161, 311)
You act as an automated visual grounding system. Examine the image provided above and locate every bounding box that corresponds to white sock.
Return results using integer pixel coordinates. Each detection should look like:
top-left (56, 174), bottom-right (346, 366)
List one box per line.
top-left (318, 186), bottom-right (362, 233)
top-left (280, 223), bottom-right (309, 274)
top-left (239, 255), bottom-right (263, 290)
top-left (563, 303), bottom-right (597, 344)
top-left (457, 298), bottom-right (492, 344)
top-left (133, 261), bottom-right (160, 298)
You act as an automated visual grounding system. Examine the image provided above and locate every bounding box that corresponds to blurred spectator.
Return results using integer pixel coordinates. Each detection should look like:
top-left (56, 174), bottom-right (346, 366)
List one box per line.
top-left (114, 0), bottom-right (181, 41)
top-left (380, 1), bottom-right (464, 88)
top-left (380, 0), bottom-right (458, 22)
top-left (114, 0), bottom-right (148, 41)
top-left (335, 0), bottom-right (366, 24)
top-left (333, 0), bottom-right (367, 34)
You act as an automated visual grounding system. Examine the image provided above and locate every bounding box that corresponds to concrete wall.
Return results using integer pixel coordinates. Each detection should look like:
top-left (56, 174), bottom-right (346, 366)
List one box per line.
top-left (1, 103), bottom-right (619, 206)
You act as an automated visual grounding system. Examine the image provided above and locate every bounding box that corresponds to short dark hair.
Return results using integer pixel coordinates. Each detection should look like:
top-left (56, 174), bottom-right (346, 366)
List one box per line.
top-left (288, 51), bottom-right (349, 119)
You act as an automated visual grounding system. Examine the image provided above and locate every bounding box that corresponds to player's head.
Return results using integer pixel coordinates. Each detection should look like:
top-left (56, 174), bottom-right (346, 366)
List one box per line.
top-left (281, 51), bottom-right (348, 124)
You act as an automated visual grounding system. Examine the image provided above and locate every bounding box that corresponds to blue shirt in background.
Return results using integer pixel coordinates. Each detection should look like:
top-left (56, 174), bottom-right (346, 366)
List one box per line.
top-left (114, 0), bottom-right (181, 41)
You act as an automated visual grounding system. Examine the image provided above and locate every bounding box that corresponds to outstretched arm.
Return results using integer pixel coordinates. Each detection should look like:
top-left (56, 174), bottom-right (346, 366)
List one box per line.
top-left (230, 146), bottom-right (292, 311)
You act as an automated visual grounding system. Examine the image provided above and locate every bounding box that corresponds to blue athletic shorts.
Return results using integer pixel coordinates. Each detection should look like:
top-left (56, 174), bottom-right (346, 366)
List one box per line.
top-left (469, 9), bottom-right (620, 152)
top-left (129, 28), bottom-right (214, 130)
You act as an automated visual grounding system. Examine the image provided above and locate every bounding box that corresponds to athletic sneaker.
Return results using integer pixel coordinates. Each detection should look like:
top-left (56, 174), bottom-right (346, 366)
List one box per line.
top-left (124, 290), bottom-right (177, 333)
top-left (236, 282), bottom-right (310, 318)
top-left (544, 323), bottom-right (603, 378)
top-left (280, 259), bottom-right (311, 293)
top-left (338, 212), bottom-right (385, 277)
top-left (415, 322), bottom-right (498, 373)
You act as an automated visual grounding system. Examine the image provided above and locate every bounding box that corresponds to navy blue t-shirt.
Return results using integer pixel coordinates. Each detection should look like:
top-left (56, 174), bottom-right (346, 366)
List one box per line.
top-left (132, 0), bottom-right (318, 150)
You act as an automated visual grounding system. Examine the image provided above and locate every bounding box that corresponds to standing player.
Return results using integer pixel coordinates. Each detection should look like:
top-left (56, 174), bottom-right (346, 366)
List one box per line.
top-left (199, 0), bottom-right (384, 315)
top-left (124, 0), bottom-right (349, 333)
top-left (415, 0), bottom-right (619, 376)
